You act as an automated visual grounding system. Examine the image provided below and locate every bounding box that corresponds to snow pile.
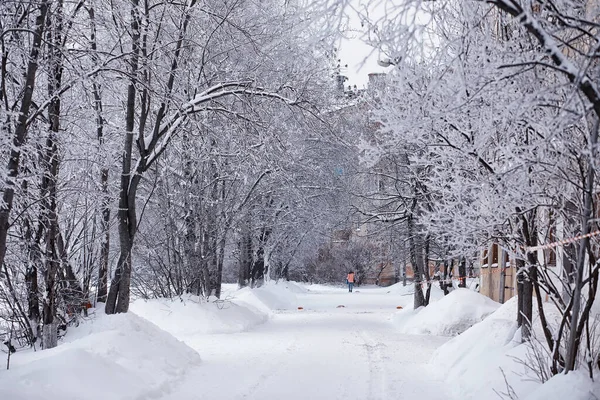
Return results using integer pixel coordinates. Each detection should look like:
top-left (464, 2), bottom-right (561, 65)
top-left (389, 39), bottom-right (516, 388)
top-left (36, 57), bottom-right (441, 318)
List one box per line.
top-left (432, 297), bottom-right (600, 399)
top-left (279, 280), bottom-right (309, 294)
top-left (131, 282), bottom-right (305, 341)
top-left (233, 281), bottom-right (299, 314)
top-left (130, 282), bottom-right (306, 340)
top-left (0, 312), bottom-right (201, 400)
top-left (130, 295), bottom-right (268, 338)
top-left (385, 282), bottom-right (446, 308)
top-left (523, 370), bottom-right (600, 400)
top-left (431, 297), bottom-right (529, 398)
top-left (385, 282), bottom-right (419, 296)
top-left (392, 288), bottom-right (500, 336)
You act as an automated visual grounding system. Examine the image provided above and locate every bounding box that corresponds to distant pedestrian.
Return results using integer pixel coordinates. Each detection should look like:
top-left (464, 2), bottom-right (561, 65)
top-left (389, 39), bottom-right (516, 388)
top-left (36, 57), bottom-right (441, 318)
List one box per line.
top-left (346, 271), bottom-right (355, 292)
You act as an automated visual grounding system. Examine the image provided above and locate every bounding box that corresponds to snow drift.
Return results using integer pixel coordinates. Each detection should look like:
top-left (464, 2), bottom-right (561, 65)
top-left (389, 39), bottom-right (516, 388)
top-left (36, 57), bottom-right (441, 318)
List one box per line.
top-left (392, 288), bottom-right (500, 336)
top-left (130, 281), bottom-right (306, 340)
top-left (523, 370), bottom-right (600, 400)
top-left (130, 294), bottom-right (268, 338)
top-left (233, 281), bottom-right (300, 314)
top-left (0, 282), bottom-right (300, 400)
top-left (432, 297), bottom-right (600, 399)
top-left (0, 312), bottom-right (201, 400)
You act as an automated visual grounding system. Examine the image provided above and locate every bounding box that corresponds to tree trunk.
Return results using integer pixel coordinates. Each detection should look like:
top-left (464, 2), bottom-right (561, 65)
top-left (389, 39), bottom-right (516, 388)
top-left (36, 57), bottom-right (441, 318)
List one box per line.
top-left (251, 227), bottom-right (271, 288)
top-left (214, 235), bottom-right (226, 298)
top-left (41, 0), bottom-right (65, 349)
top-left (41, 143), bottom-right (59, 349)
top-left (89, 6), bottom-right (109, 304)
top-left (214, 179), bottom-right (230, 298)
top-left (105, 0), bottom-right (196, 309)
top-left (23, 204), bottom-right (41, 342)
top-left (200, 222), bottom-right (211, 296)
top-left (105, 0), bottom-right (141, 315)
top-left (407, 215), bottom-right (425, 308)
top-left (97, 181), bottom-right (110, 304)
top-left (56, 230), bottom-right (85, 312)
top-left (0, 0), bottom-right (49, 273)
top-left (25, 262), bottom-right (40, 338)
top-left (106, 243), bottom-right (132, 314)
top-left (521, 253), bottom-right (535, 341)
top-left (520, 211), bottom-right (537, 342)
top-left (565, 119), bottom-right (599, 372)
top-left (516, 257), bottom-right (525, 329)
top-left (182, 184), bottom-right (205, 296)
top-left (238, 215), bottom-right (253, 288)
top-left (458, 256), bottom-right (467, 288)
top-left (441, 260), bottom-right (449, 295)
top-left (3, 263), bottom-right (37, 346)
top-left (423, 236), bottom-right (432, 306)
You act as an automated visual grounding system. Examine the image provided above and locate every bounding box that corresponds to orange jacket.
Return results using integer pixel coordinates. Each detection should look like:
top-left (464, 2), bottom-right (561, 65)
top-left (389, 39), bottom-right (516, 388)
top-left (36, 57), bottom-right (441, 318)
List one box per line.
top-left (347, 273), bottom-right (354, 283)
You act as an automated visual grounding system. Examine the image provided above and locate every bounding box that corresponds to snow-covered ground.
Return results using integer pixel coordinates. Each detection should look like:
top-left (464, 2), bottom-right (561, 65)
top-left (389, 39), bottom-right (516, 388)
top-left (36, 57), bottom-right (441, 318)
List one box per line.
top-left (133, 282), bottom-right (452, 400)
top-left (431, 295), bottom-right (600, 400)
top-left (0, 312), bottom-right (202, 400)
top-left (392, 288), bottom-right (500, 336)
top-left (1, 281), bottom-right (598, 400)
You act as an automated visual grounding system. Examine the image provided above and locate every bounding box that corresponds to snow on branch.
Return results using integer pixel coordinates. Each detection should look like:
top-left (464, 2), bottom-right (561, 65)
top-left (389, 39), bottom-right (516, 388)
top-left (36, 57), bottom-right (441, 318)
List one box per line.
top-left (486, 0), bottom-right (600, 117)
top-left (141, 81), bottom-right (299, 172)
top-left (352, 205), bottom-right (408, 224)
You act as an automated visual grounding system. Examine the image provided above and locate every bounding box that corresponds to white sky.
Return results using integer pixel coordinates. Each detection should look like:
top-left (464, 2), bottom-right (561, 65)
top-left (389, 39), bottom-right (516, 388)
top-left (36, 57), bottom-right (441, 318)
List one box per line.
top-left (335, 1), bottom-right (435, 89)
top-left (337, 2), bottom-right (389, 89)
top-left (338, 35), bottom-right (388, 89)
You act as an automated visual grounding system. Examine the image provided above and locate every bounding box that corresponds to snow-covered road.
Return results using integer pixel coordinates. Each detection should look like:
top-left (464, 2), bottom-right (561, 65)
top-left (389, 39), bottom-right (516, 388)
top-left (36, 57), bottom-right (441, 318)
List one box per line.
top-left (164, 286), bottom-right (453, 400)
top-left (4, 283), bottom-right (598, 400)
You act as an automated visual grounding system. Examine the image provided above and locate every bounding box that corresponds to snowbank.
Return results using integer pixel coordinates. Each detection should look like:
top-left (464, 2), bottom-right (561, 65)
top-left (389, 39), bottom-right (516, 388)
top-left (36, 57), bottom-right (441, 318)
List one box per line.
top-left (233, 281), bottom-right (300, 314)
top-left (131, 281), bottom-right (305, 340)
top-left (278, 280), bottom-right (309, 294)
top-left (381, 282), bottom-right (446, 309)
top-left (523, 370), bottom-right (600, 400)
top-left (0, 282), bottom-right (303, 400)
top-left (392, 288), bottom-right (500, 336)
top-left (432, 297), bottom-right (600, 399)
top-left (0, 312), bottom-right (201, 400)
top-left (431, 297), bottom-right (529, 398)
top-left (130, 295), bottom-right (268, 338)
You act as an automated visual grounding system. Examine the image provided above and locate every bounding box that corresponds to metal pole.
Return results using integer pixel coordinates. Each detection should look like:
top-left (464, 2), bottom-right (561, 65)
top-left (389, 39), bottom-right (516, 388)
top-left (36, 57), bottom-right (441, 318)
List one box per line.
top-left (499, 248), bottom-right (506, 304)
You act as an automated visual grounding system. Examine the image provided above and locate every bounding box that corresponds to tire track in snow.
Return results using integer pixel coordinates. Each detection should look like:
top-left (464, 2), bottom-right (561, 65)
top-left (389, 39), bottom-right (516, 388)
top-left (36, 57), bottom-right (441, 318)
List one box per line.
top-left (236, 335), bottom-right (299, 400)
top-left (358, 330), bottom-right (387, 400)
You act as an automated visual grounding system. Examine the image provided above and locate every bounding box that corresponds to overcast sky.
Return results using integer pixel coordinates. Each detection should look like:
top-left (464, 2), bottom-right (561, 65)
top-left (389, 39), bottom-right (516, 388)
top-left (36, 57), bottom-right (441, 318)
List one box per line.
top-left (336, 2), bottom-right (389, 89)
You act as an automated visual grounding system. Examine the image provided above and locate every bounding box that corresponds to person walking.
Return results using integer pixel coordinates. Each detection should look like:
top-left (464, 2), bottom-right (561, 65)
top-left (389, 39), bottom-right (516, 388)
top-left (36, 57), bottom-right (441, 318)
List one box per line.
top-left (346, 271), bottom-right (355, 292)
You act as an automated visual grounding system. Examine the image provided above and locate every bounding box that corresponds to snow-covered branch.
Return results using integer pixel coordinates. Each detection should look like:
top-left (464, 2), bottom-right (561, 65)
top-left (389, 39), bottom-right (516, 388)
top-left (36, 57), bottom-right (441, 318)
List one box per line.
top-left (485, 0), bottom-right (600, 117)
top-left (141, 82), bottom-right (299, 171)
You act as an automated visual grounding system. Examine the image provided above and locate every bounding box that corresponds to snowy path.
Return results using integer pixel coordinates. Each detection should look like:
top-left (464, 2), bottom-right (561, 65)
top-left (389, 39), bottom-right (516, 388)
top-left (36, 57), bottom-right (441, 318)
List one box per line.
top-left (163, 286), bottom-right (453, 400)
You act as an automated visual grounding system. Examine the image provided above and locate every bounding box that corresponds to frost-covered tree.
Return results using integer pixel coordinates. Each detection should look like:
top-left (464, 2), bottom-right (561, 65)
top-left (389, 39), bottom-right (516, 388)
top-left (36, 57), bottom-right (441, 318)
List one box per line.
top-left (313, 0), bottom-right (600, 376)
top-left (0, 0), bottom-right (342, 349)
